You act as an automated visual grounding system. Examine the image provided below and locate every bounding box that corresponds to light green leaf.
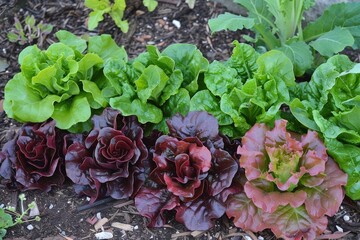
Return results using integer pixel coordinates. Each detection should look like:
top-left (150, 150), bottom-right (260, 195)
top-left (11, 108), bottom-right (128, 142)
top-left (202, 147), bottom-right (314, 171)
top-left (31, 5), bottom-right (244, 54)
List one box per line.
top-left (234, 0), bottom-right (273, 26)
top-left (55, 30), bottom-right (87, 53)
top-left (227, 41), bottom-right (259, 79)
top-left (77, 53), bottom-right (104, 80)
top-left (277, 41), bottom-right (313, 76)
top-left (162, 44), bottom-right (208, 95)
top-left (208, 12), bottom-right (255, 32)
top-left (143, 0), bottom-right (158, 11)
top-left (326, 139), bottom-right (360, 200)
top-left (204, 61), bottom-right (241, 97)
top-left (52, 95), bottom-right (91, 130)
top-left (159, 69), bottom-right (183, 105)
top-left (110, 96), bottom-right (162, 124)
top-left (309, 28), bottom-right (354, 57)
top-left (156, 88), bottom-right (190, 133)
top-left (303, 2), bottom-right (360, 48)
top-left (4, 73), bottom-right (60, 122)
top-left (190, 90), bottom-right (233, 126)
top-left (81, 80), bottom-right (108, 108)
top-left (109, 10), bottom-right (128, 33)
top-left (289, 98), bottom-right (319, 131)
top-left (87, 9), bottom-right (109, 30)
top-left (88, 34), bottom-right (127, 62)
top-left (134, 65), bottom-right (169, 103)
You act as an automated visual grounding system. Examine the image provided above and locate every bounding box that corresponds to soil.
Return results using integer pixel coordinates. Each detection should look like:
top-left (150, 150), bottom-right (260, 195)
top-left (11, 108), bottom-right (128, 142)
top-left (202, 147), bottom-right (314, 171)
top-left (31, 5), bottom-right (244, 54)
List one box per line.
top-left (0, 0), bottom-right (359, 240)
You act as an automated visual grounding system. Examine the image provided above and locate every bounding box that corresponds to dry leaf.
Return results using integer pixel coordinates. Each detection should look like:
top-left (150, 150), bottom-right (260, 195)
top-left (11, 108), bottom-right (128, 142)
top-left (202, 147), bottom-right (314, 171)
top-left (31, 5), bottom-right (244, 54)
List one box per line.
top-left (111, 222), bottom-right (134, 231)
top-left (0, 99), bottom-right (3, 113)
top-left (94, 217), bottom-right (109, 231)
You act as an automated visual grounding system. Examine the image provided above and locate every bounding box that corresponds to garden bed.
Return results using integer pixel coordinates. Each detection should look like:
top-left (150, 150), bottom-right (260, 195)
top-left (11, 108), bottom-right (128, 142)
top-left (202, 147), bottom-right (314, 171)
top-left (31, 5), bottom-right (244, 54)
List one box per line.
top-left (0, 0), bottom-right (359, 239)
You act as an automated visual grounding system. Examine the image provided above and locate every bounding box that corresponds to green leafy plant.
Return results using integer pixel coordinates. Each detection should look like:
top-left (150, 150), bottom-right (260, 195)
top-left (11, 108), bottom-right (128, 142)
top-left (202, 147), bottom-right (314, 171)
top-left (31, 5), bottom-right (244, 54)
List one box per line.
top-left (85, 0), bottom-right (158, 32)
top-left (7, 15), bottom-right (53, 47)
top-left (3, 30), bottom-right (126, 132)
top-left (0, 194), bottom-right (41, 239)
top-left (105, 43), bottom-right (208, 133)
top-left (208, 0), bottom-right (360, 76)
top-left (289, 54), bottom-right (360, 200)
top-left (190, 40), bottom-right (295, 138)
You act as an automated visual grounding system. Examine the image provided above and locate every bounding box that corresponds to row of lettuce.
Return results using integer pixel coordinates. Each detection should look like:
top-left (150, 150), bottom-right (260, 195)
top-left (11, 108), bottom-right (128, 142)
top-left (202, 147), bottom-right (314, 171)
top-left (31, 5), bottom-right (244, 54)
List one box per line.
top-left (0, 30), bottom-right (359, 239)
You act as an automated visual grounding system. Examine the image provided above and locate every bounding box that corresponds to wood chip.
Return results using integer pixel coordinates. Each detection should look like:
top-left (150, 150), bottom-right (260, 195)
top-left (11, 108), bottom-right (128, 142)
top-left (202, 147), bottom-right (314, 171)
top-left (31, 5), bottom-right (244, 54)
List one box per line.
top-left (111, 222), bottom-right (134, 231)
top-left (0, 99), bottom-right (3, 113)
top-left (94, 218), bottom-right (109, 231)
top-left (191, 230), bottom-right (205, 237)
top-left (113, 200), bottom-right (134, 208)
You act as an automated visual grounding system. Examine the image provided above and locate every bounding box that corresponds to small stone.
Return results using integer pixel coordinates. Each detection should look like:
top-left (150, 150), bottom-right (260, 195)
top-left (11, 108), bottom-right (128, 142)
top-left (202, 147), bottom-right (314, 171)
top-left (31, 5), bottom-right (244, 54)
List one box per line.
top-left (244, 236), bottom-right (252, 240)
top-left (95, 231), bottom-right (113, 239)
top-left (134, 225), bottom-right (138, 230)
top-left (258, 236), bottom-right (264, 240)
top-left (343, 215), bottom-right (350, 221)
top-left (49, 204), bottom-right (54, 209)
top-left (172, 20), bottom-right (181, 29)
top-left (27, 224), bottom-right (34, 230)
top-left (336, 225), bottom-right (343, 232)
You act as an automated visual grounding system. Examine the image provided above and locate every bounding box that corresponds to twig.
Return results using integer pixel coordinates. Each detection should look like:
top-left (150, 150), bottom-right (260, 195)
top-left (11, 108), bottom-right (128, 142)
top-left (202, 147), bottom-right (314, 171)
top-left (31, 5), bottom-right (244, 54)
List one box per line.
top-left (76, 197), bottom-right (115, 212)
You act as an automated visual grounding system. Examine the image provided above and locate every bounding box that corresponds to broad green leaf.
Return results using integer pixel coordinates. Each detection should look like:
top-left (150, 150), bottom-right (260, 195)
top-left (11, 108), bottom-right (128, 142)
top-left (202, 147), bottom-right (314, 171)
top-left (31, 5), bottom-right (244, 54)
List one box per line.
top-left (190, 90), bottom-right (233, 126)
top-left (134, 65), bottom-right (169, 104)
top-left (55, 30), bottom-right (87, 53)
top-left (159, 69), bottom-right (183, 105)
top-left (208, 12), bottom-right (255, 32)
top-left (77, 53), bottom-right (104, 80)
top-left (309, 28), bottom-right (354, 57)
top-left (110, 96), bottom-right (162, 124)
top-left (87, 8), bottom-right (109, 30)
top-left (4, 73), bottom-right (60, 122)
top-left (81, 80), bottom-right (108, 108)
top-left (52, 95), bottom-right (91, 130)
top-left (313, 111), bottom-right (360, 145)
top-left (113, 0), bottom-right (126, 10)
top-left (326, 139), bottom-right (360, 200)
top-left (204, 61), bottom-right (241, 97)
top-left (146, 45), bottom-right (175, 74)
top-left (45, 42), bottom-right (75, 62)
top-left (104, 58), bottom-right (137, 96)
top-left (277, 41), bottom-right (313, 76)
top-left (303, 2), bottom-right (360, 48)
top-left (289, 98), bottom-right (319, 131)
top-left (255, 50), bottom-right (295, 87)
top-left (143, 0), bottom-right (158, 11)
top-left (156, 88), bottom-right (190, 133)
top-left (0, 208), bottom-right (13, 229)
top-left (88, 34), bottom-right (127, 62)
top-left (227, 41), bottom-right (259, 79)
top-left (162, 44), bottom-right (208, 95)
top-left (234, 0), bottom-right (273, 26)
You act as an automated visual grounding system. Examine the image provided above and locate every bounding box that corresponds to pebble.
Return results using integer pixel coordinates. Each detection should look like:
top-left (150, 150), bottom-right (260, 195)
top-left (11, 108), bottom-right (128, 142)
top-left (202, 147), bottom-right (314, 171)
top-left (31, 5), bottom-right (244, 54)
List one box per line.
top-left (258, 236), bottom-right (264, 240)
top-left (95, 231), bottom-right (113, 239)
top-left (134, 225), bottom-right (138, 230)
top-left (336, 225), bottom-right (343, 232)
top-left (27, 224), bottom-right (34, 230)
top-left (244, 236), bottom-right (252, 240)
top-left (343, 215), bottom-right (350, 221)
top-left (49, 204), bottom-right (54, 209)
top-left (172, 20), bottom-right (181, 29)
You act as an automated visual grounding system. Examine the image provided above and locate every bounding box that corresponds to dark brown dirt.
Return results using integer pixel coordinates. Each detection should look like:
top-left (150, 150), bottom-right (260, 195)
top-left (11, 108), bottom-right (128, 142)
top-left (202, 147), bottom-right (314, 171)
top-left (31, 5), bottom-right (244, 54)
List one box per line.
top-left (0, 0), bottom-right (359, 240)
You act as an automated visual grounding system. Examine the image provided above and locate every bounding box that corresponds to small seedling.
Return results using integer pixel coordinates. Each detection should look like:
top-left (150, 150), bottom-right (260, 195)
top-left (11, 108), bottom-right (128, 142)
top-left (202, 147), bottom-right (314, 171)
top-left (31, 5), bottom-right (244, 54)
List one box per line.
top-left (84, 0), bottom-right (158, 32)
top-left (0, 194), bottom-right (41, 239)
top-left (7, 15), bottom-right (53, 46)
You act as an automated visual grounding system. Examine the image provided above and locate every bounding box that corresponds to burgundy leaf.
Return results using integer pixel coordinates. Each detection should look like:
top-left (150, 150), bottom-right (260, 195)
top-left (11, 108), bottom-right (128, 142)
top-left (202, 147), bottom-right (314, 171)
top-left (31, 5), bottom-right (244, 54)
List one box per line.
top-left (167, 111), bottom-right (224, 149)
top-left (208, 149), bottom-right (238, 196)
top-left (175, 195), bottom-right (226, 231)
top-left (134, 187), bottom-right (178, 227)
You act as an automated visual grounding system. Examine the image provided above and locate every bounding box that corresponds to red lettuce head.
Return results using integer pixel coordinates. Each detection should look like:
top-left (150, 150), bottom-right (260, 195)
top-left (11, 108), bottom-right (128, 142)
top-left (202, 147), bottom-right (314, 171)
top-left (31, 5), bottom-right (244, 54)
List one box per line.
top-left (0, 120), bottom-right (65, 191)
top-left (64, 108), bottom-right (148, 202)
top-left (226, 119), bottom-right (347, 240)
top-left (135, 111), bottom-right (240, 231)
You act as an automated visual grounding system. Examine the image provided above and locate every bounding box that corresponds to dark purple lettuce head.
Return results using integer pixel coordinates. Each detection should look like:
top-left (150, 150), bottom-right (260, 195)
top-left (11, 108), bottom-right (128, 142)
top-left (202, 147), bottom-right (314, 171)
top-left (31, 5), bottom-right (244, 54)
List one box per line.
top-left (0, 120), bottom-right (65, 191)
top-left (135, 111), bottom-right (240, 231)
top-left (226, 119), bottom-right (347, 240)
top-left (64, 108), bottom-right (148, 202)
